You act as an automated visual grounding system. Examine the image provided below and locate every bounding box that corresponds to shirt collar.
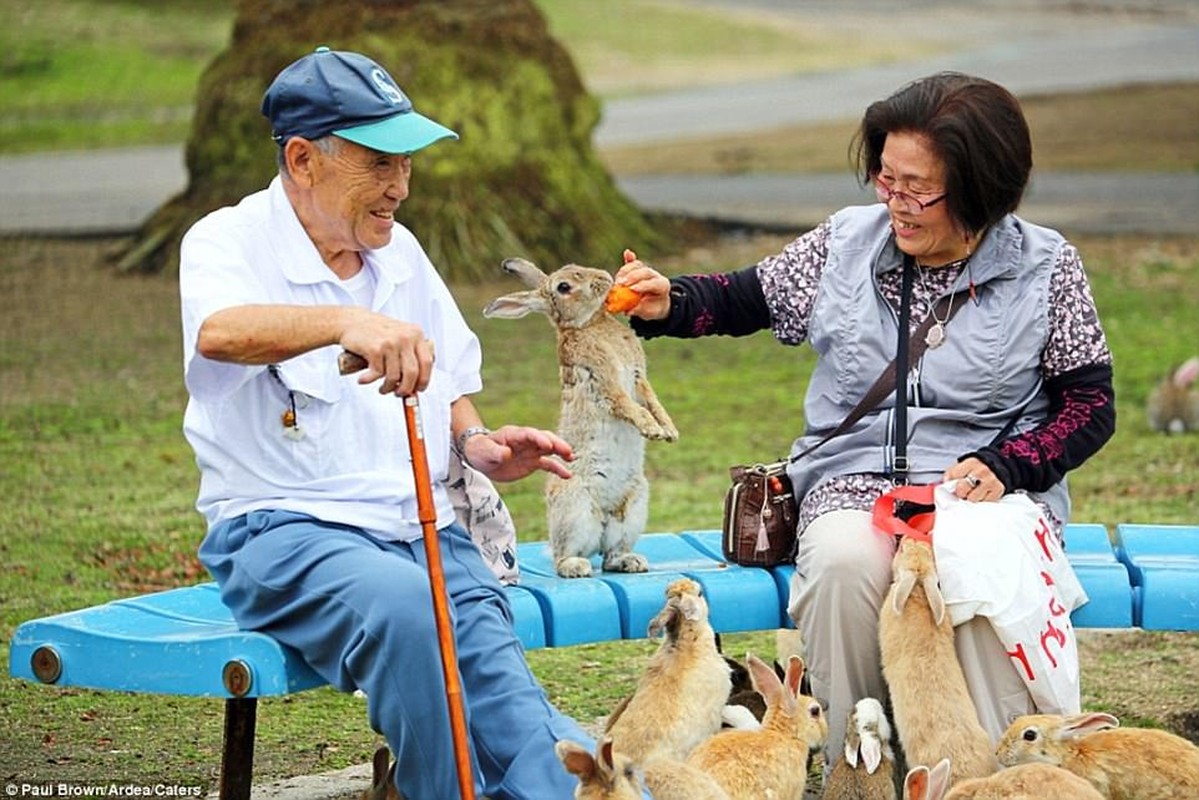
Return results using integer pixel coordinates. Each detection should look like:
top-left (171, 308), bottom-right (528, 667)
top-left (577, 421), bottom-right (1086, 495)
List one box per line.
top-left (267, 176), bottom-right (412, 291)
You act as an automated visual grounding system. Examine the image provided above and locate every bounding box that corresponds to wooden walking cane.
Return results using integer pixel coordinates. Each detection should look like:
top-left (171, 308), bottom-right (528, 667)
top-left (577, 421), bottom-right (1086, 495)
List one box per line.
top-left (339, 350), bottom-right (477, 800)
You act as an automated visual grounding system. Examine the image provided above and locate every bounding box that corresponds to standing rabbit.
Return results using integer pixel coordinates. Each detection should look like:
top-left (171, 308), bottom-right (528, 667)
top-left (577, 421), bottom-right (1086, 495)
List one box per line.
top-left (903, 758), bottom-right (1103, 799)
top-left (824, 697), bottom-right (898, 800)
top-left (606, 578), bottom-right (731, 762)
top-left (878, 537), bottom-right (998, 785)
top-left (1147, 356), bottom-right (1199, 434)
top-left (995, 712), bottom-right (1199, 799)
top-left (556, 737), bottom-right (731, 800)
top-left (686, 653), bottom-right (828, 799)
top-left (484, 258), bottom-right (677, 578)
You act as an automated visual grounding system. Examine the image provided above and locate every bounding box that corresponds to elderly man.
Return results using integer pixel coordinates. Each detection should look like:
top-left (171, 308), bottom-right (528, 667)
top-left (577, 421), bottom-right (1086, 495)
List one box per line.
top-left (179, 47), bottom-right (606, 799)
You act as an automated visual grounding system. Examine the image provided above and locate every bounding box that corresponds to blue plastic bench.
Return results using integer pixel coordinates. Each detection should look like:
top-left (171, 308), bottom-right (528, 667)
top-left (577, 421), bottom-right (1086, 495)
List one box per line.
top-left (9, 525), bottom-right (1194, 799)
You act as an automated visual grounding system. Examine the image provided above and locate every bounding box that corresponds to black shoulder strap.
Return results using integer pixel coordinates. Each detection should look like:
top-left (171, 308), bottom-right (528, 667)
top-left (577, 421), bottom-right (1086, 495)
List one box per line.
top-left (791, 257), bottom-right (970, 464)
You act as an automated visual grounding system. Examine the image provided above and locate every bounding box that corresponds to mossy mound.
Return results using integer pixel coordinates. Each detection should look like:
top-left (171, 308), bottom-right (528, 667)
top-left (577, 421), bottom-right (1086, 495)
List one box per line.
top-left (115, 0), bottom-right (673, 280)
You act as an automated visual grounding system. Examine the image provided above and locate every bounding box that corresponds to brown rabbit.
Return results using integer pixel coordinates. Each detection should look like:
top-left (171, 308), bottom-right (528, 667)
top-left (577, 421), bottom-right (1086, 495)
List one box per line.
top-left (360, 746), bottom-right (403, 800)
top-left (606, 578), bottom-right (731, 762)
top-left (903, 757), bottom-right (1103, 799)
top-left (878, 536), bottom-right (998, 785)
top-left (823, 697), bottom-right (898, 800)
top-left (995, 712), bottom-right (1199, 799)
top-left (556, 737), bottom-right (730, 800)
top-left (686, 653), bottom-right (827, 799)
top-left (483, 258), bottom-right (677, 578)
top-left (1147, 356), bottom-right (1199, 434)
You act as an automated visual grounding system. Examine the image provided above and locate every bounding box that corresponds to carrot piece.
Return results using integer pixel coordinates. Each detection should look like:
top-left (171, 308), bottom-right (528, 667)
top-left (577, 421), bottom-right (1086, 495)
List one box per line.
top-left (605, 284), bottom-right (641, 314)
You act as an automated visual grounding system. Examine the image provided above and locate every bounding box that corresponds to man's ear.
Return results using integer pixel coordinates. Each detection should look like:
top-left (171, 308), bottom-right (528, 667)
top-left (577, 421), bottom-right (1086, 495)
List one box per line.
top-left (284, 137), bottom-right (317, 187)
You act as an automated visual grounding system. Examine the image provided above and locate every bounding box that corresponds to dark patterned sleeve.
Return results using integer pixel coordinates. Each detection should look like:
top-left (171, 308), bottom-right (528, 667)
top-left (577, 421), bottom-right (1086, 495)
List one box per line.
top-left (966, 242), bottom-right (1116, 492)
top-left (630, 221), bottom-right (830, 343)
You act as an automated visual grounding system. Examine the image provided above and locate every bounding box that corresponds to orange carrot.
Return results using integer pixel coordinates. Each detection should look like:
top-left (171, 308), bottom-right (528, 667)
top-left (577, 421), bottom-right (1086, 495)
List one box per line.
top-left (605, 285), bottom-right (641, 314)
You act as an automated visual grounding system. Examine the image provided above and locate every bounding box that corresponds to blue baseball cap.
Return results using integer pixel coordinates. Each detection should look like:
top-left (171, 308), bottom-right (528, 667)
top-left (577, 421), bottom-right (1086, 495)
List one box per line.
top-left (262, 47), bottom-right (458, 154)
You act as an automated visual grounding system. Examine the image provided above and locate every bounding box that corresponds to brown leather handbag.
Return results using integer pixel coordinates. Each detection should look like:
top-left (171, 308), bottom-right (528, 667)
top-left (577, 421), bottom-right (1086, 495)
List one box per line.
top-left (721, 266), bottom-right (969, 567)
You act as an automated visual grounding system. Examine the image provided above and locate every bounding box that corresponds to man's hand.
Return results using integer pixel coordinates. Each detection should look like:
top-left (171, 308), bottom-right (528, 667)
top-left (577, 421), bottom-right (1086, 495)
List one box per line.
top-left (462, 426), bottom-right (574, 482)
top-left (339, 311), bottom-right (434, 396)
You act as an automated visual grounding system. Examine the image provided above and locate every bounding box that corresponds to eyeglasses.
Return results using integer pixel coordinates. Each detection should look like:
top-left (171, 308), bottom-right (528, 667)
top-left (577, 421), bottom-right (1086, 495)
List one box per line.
top-left (874, 175), bottom-right (947, 216)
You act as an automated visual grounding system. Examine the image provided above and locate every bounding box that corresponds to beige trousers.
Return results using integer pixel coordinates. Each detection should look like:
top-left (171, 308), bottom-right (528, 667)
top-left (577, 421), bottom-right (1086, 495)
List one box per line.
top-left (786, 509), bottom-right (1036, 759)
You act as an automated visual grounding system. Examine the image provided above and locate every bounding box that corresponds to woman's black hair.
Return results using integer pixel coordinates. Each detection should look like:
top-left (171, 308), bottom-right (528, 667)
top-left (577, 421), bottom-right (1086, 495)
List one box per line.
top-left (852, 72), bottom-right (1032, 236)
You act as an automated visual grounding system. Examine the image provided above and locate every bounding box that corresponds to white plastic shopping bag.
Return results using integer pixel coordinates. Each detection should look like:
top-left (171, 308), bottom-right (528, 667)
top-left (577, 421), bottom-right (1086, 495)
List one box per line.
top-left (873, 482), bottom-right (1088, 714)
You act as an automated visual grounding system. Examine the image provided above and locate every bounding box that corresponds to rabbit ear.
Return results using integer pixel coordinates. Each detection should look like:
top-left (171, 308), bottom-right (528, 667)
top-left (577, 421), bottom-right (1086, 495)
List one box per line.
top-left (782, 654), bottom-right (805, 696)
top-left (928, 759), bottom-right (952, 800)
top-left (922, 573), bottom-right (946, 625)
top-left (555, 739), bottom-right (597, 780)
top-left (903, 765), bottom-right (931, 800)
top-left (861, 734), bottom-right (882, 773)
top-left (1059, 712), bottom-right (1120, 739)
top-left (647, 602), bottom-right (679, 639)
top-left (1174, 356), bottom-right (1199, 387)
top-left (677, 593), bottom-right (705, 622)
top-left (843, 717), bottom-right (861, 768)
top-left (891, 568), bottom-right (917, 614)
top-left (747, 652), bottom-right (784, 704)
top-left (597, 737), bottom-right (619, 776)
top-left (370, 746), bottom-right (391, 784)
top-left (500, 257), bottom-right (548, 288)
top-left (483, 290), bottom-right (549, 320)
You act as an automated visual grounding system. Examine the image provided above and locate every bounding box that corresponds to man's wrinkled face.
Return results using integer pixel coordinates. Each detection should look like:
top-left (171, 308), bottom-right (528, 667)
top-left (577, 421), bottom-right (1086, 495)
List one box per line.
top-left (308, 137), bottom-right (412, 254)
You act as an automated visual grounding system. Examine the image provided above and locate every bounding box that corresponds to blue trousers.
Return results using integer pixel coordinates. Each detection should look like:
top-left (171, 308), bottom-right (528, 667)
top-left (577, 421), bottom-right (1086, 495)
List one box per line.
top-left (199, 509), bottom-right (596, 799)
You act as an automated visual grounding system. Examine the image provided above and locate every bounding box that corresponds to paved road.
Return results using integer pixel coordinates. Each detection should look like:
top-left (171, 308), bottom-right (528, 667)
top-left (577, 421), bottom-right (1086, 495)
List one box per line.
top-left (596, 4), bottom-right (1199, 146)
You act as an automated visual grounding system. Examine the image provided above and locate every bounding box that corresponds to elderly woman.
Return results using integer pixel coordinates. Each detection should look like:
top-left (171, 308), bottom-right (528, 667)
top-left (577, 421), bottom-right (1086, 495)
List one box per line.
top-left (617, 72), bottom-right (1115, 756)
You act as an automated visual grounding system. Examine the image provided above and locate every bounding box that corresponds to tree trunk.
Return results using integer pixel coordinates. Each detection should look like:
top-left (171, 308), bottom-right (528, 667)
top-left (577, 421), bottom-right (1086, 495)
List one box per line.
top-left (113, 0), bottom-right (674, 281)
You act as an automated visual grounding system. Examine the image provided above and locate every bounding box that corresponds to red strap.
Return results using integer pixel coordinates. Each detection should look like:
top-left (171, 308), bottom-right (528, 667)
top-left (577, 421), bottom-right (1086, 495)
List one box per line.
top-left (872, 483), bottom-right (937, 543)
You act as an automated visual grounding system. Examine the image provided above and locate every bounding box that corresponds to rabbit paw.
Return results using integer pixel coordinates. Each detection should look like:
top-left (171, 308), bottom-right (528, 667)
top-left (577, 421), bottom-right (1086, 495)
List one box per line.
top-left (642, 423), bottom-right (678, 442)
top-left (555, 556), bottom-right (595, 578)
top-left (603, 551), bottom-right (650, 573)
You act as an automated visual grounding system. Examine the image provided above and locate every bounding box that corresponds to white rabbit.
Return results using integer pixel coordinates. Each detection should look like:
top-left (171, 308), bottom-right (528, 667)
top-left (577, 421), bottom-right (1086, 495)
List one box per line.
top-left (556, 737), bottom-right (731, 800)
top-left (823, 697), bottom-right (898, 800)
top-left (995, 712), bottom-right (1199, 799)
top-left (483, 257), bottom-right (677, 578)
top-left (606, 578), bottom-right (731, 762)
top-left (878, 536), bottom-right (998, 785)
top-left (1147, 356), bottom-right (1199, 434)
top-left (903, 757), bottom-right (1103, 799)
top-left (686, 653), bottom-right (828, 799)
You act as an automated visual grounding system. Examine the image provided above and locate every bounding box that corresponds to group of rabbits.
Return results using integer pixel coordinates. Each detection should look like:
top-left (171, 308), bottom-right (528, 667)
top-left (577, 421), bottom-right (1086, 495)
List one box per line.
top-left (557, 577), bottom-right (829, 799)
top-left (875, 534), bottom-right (1199, 800)
top-left (358, 549), bottom-right (1199, 800)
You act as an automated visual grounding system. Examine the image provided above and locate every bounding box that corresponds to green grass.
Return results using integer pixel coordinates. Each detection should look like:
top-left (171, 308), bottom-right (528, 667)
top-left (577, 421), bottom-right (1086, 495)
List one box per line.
top-left (2, 228), bottom-right (1197, 786)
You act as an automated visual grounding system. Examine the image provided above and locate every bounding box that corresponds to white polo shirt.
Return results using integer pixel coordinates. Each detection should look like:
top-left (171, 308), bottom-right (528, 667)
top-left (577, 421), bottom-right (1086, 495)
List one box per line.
top-left (179, 177), bottom-right (482, 540)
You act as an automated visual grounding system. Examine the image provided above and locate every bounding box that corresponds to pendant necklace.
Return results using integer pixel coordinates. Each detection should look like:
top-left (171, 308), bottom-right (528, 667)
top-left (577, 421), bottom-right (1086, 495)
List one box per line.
top-left (914, 257), bottom-right (966, 349)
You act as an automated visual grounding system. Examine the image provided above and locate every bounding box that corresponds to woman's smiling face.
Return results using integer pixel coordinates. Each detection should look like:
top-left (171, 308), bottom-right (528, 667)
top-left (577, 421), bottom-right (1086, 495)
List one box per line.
top-left (878, 131), bottom-right (972, 266)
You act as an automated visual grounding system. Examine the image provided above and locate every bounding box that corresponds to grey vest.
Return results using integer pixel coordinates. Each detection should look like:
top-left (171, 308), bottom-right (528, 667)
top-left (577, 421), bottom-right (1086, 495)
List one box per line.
top-left (786, 205), bottom-right (1071, 524)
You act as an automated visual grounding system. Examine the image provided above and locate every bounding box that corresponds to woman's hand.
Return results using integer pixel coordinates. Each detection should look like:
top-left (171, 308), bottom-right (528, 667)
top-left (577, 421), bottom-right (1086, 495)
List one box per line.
top-left (614, 257), bottom-right (672, 321)
top-left (463, 426), bottom-right (574, 482)
top-left (944, 457), bottom-right (1004, 502)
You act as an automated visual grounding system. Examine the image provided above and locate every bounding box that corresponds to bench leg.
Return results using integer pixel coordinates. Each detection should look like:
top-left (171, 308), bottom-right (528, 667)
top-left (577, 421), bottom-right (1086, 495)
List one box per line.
top-left (219, 697), bottom-right (257, 800)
